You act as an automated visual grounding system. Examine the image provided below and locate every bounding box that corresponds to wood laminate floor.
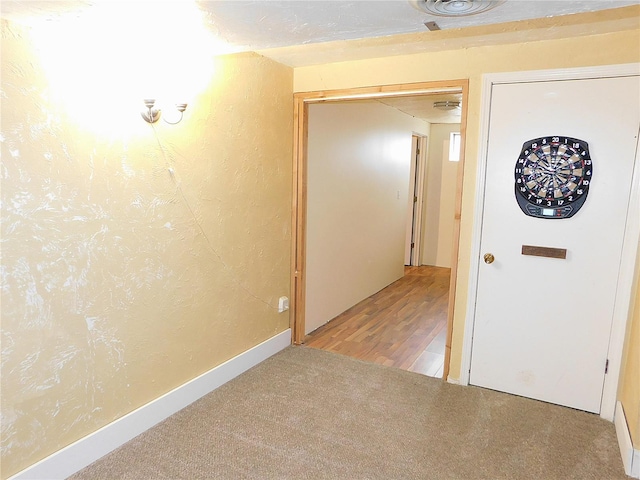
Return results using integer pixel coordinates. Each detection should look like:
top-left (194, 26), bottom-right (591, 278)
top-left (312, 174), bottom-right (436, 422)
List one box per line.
top-left (304, 265), bottom-right (450, 378)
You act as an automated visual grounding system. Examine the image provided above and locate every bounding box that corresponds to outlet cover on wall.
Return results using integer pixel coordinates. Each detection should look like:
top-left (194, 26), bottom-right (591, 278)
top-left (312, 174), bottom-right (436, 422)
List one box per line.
top-left (278, 296), bottom-right (289, 313)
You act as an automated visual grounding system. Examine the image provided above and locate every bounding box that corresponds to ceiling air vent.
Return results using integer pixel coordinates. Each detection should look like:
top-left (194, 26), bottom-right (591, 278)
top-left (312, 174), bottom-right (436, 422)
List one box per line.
top-left (411, 0), bottom-right (505, 17)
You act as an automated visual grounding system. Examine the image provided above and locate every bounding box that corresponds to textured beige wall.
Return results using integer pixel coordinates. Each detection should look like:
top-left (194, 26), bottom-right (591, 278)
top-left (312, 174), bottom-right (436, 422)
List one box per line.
top-left (293, 28), bottom-right (640, 382)
top-left (1, 20), bottom-right (292, 478)
top-left (619, 245), bottom-right (640, 447)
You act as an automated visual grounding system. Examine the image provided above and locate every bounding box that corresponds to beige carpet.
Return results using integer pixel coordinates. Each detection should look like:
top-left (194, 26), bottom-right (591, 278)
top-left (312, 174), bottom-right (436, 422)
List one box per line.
top-left (69, 346), bottom-right (627, 479)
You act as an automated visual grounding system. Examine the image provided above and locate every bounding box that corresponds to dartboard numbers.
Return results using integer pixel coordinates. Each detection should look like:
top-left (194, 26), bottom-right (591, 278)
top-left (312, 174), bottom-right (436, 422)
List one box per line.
top-left (514, 136), bottom-right (592, 219)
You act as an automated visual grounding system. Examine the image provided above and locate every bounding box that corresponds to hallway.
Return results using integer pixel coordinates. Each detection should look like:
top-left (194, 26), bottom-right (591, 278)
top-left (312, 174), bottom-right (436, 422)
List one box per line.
top-left (304, 265), bottom-right (450, 378)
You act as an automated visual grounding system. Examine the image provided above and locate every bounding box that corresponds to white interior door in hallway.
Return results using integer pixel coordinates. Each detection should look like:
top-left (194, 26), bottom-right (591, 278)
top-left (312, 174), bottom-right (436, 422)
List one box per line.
top-left (405, 135), bottom-right (425, 266)
top-left (469, 74), bottom-right (640, 414)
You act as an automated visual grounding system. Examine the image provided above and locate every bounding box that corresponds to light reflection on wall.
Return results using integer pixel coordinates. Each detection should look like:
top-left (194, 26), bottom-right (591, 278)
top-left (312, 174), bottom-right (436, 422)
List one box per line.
top-left (28, 1), bottom-right (234, 136)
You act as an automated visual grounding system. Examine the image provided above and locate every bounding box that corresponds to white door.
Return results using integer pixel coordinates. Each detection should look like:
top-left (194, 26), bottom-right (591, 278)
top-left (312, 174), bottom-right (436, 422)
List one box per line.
top-left (470, 75), bottom-right (640, 413)
top-left (405, 136), bottom-right (420, 266)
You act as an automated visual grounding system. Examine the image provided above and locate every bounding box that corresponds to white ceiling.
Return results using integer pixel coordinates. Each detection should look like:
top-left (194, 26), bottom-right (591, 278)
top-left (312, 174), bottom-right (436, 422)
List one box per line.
top-left (194, 0), bottom-right (638, 50)
top-left (376, 93), bottom-right (464, 124)
top-left (2, 0), bottom-right (638, 52)
top-left (1, 0), bottom-right (637, 123)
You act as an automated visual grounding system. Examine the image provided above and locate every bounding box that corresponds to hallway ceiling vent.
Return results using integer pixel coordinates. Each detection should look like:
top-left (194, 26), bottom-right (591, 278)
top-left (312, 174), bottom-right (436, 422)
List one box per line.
top-left (433, 100), bottom-right (461, 111)
top-left (411, 0), bottom-right (506, 17)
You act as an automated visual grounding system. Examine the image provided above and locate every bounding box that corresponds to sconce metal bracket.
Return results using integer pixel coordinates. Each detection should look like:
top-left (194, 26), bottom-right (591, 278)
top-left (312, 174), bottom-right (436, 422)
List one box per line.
top-left (141, 99), bottom-right (161, 123)
top-left (141, 99), bottom-right (187, 124)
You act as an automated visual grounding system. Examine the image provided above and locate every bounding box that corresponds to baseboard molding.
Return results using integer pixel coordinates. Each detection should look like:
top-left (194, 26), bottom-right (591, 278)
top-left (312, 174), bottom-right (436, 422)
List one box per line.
top-left (10, 329), bottom-right (291, 480)
top-left (446, 375), bottom-right (460, 385)
top-left (615, 401), bottom-right (640, 478)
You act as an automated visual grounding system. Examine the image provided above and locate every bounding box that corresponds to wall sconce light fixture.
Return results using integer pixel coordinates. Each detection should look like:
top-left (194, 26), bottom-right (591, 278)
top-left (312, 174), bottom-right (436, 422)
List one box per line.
top-left (141, 99), bottom-right (188, 125)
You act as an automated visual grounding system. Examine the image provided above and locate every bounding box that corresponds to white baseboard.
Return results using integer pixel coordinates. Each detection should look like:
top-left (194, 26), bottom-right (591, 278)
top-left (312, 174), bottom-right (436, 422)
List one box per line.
top-left (615, 400), bottom-right (640, 478)
top-left (9, 329), bottom-right (291, 480)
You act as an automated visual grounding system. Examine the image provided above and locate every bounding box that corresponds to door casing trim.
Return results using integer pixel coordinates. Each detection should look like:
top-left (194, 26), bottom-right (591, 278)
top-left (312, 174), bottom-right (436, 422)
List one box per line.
top-left (462, 63), bottom-right (640, 421)
top-left (291, 80), bottom-right (469, 381)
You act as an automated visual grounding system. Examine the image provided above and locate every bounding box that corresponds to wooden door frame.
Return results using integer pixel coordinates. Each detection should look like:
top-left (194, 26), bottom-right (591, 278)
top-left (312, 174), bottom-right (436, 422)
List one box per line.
top-left (462, 63), bottom-right (640, 421)
top-left (291, 80), bottom-right (470, 380)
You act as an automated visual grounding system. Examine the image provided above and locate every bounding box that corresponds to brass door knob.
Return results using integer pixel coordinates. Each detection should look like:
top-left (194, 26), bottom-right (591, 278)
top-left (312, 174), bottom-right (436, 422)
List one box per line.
top-left (483, 253), bottom-right (495, 264)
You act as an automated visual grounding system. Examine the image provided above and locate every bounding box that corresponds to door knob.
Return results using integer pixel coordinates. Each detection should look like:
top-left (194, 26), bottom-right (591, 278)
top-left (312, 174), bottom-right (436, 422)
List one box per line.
top-left (483, 253), bottom-right (495, 264)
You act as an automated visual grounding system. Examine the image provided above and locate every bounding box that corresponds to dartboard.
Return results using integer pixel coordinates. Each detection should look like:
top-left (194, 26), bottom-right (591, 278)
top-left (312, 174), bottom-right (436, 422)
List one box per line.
top-left (514, 136), bottom-right (592, 219)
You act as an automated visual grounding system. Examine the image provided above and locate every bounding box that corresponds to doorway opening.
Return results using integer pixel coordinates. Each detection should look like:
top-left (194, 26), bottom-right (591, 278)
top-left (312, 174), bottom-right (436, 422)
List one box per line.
top-left (291, 80), bottom-right (469, 381)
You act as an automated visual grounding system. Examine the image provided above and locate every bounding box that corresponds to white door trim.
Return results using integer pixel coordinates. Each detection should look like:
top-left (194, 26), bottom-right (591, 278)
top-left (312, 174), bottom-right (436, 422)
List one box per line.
top-left (460, 63), bottom-right (640, 421)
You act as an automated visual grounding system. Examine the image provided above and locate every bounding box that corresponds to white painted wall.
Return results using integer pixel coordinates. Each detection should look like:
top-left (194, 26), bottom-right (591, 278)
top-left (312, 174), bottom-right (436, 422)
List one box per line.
top-left (305, 102), bottom-right (429, 334)
top-left (421, 123), bottom-right (461, 268)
